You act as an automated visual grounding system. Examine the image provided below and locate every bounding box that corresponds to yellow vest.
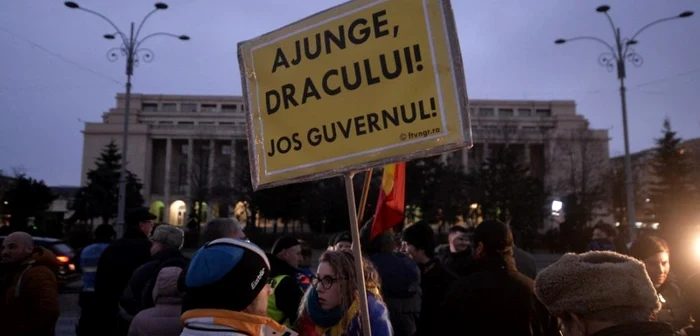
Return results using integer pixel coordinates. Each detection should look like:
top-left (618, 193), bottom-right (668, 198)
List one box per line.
top-left (267, 275), bottom-right (298, 328)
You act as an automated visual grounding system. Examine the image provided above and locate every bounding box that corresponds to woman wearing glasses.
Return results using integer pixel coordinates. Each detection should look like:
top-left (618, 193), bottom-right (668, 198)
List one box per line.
top-left (296, 250), bottom-right (392, 336)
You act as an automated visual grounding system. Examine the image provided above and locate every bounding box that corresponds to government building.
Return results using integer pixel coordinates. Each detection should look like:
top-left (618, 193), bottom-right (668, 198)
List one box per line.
top-left (81, 93), bottom-right (612, 228)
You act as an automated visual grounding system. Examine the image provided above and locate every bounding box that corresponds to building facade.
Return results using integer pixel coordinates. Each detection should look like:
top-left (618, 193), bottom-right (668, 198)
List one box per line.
top-left (81, 94), bottom-right (611, 227)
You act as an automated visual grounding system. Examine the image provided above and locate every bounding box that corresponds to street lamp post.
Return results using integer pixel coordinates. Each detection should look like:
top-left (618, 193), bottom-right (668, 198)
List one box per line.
top-left (65, 2), bottom-right (189, 238)
top-left (555, 5), bottom-right (693, 242)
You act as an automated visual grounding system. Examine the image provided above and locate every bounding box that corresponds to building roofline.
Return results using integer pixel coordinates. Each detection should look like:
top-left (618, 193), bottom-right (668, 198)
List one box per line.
top-left (116, 93), bottom-right (244, 101)
top-left (114, 93), bottom-right (575, 105)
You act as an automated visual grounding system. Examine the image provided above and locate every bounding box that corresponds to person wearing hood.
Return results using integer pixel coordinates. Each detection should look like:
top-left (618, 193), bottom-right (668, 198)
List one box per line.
top-left (435, 225), bottom-right (472, 276)
top-left (361, 218), bottom-right (421, 336)
top-left (119, 224), bottom-right (188, 328)
top-left (266, 235), bottom-right (305, 327)
top-left (0, 231), bottom-right (60, 336)
top-left (93, 207), bottom-right (156, 336)
top-left (128, 267), bottom-right (185, 336)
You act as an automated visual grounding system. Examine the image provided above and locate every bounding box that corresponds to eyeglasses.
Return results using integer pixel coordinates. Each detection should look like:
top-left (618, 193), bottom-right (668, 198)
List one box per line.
top-left (311, 275), bottom-right (341, 290)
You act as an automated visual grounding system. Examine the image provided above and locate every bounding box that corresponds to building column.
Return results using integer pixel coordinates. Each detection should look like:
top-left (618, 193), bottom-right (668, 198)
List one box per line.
top-left (524, 142), bottom-right (531, 169)
top-left (208, 139), bottom-right (215, 192)
top-left (230, 139), bottom-right (237, 188)
top-left (187, 138), bottom-right (193, 198)
top-left (163, 138), bottom-right (172, 224)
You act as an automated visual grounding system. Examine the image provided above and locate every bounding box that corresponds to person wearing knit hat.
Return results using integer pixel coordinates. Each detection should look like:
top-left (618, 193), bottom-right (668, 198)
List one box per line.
top-left (267, 235), bottom-right (305, 327)
top-left (180, 238), bottom-right (297, 336)
top-left (629, 235), bottom-right (691, 332)
top-left (401, 221), bottom-right (456, 335)
top-left (333, 231), bottom-right (352, 251)
top-left (119, 224), bottom-right (189, 325)
top-left (536, 251), bottom-right (672, 336)
top-left (150, 224), bottom-right (185, 252)
top-left (327, 232), bottom-right (339, 251)
top-left (438, 220), bottom-right (558, 335)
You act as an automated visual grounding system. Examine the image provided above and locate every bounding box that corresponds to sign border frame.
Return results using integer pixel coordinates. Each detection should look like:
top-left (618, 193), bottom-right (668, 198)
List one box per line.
top-left (238, 0), bottom-right (472, 191)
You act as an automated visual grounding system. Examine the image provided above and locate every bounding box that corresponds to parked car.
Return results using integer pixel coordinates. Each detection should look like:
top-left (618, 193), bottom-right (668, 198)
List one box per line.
top-left (0, 236), bottom-right (80, 287)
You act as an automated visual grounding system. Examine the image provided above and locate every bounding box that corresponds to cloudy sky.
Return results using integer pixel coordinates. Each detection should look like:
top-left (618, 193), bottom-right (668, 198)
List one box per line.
top-left (1, 0), bottom-right (698, 186)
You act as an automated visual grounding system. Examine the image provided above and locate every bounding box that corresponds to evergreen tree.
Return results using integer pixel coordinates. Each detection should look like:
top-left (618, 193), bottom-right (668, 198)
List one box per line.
top-left (71, 140), bottom-right (145, 225)
top-left (651, 119), bottom-right (695, 231)
top-left (1, 174), bottom-right (56, 231)
top-left (405, 156), bottom-right (449, 223)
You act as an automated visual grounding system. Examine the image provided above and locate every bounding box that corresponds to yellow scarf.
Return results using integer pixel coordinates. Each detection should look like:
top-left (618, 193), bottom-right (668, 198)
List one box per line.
top-left (315, 287), bottom-right (381, 336)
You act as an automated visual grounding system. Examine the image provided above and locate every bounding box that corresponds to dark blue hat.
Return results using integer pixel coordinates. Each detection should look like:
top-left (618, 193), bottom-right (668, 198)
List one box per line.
top-left (182, 238), bottom-right (270, 312)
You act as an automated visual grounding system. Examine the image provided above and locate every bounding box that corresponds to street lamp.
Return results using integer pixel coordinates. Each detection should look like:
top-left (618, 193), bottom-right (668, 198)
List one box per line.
top-left (65, 2), bottom-right (189, 238)
top-left (554, 5), bottom-right (693, 242)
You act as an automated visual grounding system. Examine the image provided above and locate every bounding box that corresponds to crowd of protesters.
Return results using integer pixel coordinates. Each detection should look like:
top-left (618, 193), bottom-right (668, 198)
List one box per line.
top-left (2, 207), bottom-right (700, 336)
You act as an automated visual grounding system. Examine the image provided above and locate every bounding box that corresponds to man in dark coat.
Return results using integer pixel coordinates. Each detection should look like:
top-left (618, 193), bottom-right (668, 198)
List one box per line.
top-left (434, 225), bottom-right (472, 276)
top-left (119, 224), bottom-right (188, 326)
top-left (402, 221), bottom-right (457, 335)
top-left (439, 220), bottom-right (558, 335)
top-left (93, 207), bottom-right (156, 336)
top-left (362, 219), bottom-right (421, 336)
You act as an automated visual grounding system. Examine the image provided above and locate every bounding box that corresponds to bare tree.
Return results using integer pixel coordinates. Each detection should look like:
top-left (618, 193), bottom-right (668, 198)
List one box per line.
top-left (551, 127), bottom-right (611, 226)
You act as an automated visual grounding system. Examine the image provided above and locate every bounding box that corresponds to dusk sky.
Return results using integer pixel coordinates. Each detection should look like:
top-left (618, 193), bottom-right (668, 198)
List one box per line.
top-left (1, 0), bottom-right (698, 186)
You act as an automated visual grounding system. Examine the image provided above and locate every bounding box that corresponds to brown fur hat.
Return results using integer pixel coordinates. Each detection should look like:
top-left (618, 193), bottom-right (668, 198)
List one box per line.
top-left (535, 251), bottom-right (661, 317)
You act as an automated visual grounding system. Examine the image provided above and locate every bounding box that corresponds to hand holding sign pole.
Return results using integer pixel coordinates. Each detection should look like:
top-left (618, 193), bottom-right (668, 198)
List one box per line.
top-left (238, 0), bottom-right (470, 334)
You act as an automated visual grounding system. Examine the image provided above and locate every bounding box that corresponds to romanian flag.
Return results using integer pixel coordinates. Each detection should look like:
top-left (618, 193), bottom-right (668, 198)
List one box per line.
top-left (370, 162), bottom-right (406, 239)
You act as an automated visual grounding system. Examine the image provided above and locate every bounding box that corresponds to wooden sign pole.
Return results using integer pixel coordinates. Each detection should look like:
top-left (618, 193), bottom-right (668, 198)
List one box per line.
top-left (344, 173), bottom-right (372, 335)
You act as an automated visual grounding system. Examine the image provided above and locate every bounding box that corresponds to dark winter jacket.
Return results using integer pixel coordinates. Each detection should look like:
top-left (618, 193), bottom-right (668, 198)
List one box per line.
top-left (266, 253), bottom-right (304, 326)
top-left (587, 238), bottom-right (617, 252)
top-left (657, 278), bottom-right (692, 332)
top-left (93, 228), bottom-right (152, 335)
top-left (435, 244), bottom-right (472, 277)
top-left (119, 247), bottom-right (189, 322)
top-left (513, 246), bottom-right (538, 279)
top-left (416, 258), bottom-right (457, 336)
top-left (369, 252), bottom-right (421, 336)
top-left (590, 322), bottom-right (674, 336)
top-left (438, 255), bottom-right (559, 336)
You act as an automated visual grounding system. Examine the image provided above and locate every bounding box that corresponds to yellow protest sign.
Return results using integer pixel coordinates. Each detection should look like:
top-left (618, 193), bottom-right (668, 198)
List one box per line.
top-left (238, 0), bottom-right (471, 190)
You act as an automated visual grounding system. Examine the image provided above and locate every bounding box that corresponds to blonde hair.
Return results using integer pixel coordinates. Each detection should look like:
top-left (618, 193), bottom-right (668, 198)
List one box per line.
top-left (297, 250), bottom-right (382, 320)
